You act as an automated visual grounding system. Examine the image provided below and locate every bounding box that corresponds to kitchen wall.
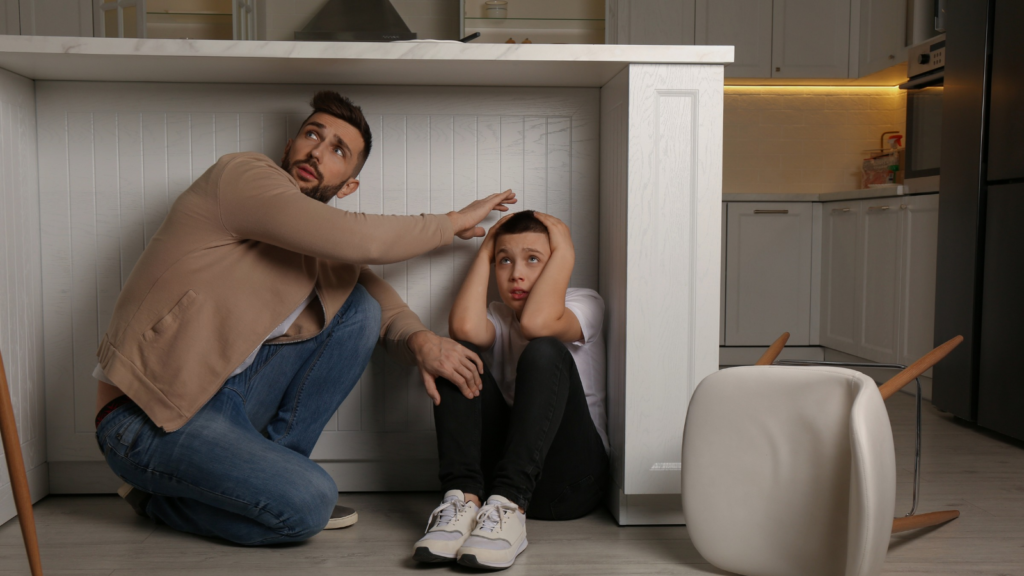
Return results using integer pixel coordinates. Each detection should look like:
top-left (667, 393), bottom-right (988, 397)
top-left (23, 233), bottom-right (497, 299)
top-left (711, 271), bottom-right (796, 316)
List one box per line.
top-left (0, 66), bottom-right (47, 525)
top-left (262, 0), bottom-right (460, 42)
top-left (723, 87), bottom-right (907, 195)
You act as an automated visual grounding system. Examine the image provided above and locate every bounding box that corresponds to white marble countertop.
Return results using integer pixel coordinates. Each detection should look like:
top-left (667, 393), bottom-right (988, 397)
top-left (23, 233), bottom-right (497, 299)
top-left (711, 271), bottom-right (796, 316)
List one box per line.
top-left (0, 36), bottom-right (733, 86)
top-left (722, 185), bottom-right (940, 203)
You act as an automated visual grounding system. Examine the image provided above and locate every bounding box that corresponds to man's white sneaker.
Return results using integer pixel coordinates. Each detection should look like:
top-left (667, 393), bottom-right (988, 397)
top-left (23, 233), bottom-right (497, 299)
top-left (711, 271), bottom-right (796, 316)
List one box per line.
top-left (412, 490), bottom-right (480, 563)
top-left (457, 495), bottom-right (528, 570)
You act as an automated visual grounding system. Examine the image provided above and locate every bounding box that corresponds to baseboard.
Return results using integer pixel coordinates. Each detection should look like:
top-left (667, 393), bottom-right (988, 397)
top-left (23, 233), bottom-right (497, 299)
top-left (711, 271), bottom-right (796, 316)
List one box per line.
top-left (608, 485), bottom-right (686, 526)
top-left (0, 463), bottom-right (49, 526)
top-left (48, 461), bottom-right (121, 494)
top-left (47, 459), bottom-right (442, 494)
top-left (719, 345), bottom-right (825, 367)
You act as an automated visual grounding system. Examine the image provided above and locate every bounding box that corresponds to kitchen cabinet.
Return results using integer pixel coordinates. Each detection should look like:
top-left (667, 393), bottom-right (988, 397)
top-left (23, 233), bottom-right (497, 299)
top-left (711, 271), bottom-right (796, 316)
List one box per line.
top-left (607, 0), bottom-right (696, 46)
top-left (771, 0), bottom-right (851, 78)
top-left (896, 194), bottom-right (939, 372)
top-left (857, 0), bottom-right (909, 78)
top-left (695, 0), bottom-right (773, 78)
top-left (725, 202), bottom-right (813, 346)
top-left (96, 0), bottom-right (256, 40)
top-left (821, 200), bottom-right (861, 352)
top-left (18, 0), bottom-right (93, 36)
top-left (858, 200), bottom-right (902, 364)
top-left (821, 194), bottom-right (938, 364)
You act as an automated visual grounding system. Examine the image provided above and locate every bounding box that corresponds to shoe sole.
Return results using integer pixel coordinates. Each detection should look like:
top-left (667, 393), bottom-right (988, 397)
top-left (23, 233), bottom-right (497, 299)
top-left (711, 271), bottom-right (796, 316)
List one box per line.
top-left (413, 546), bottom-right (456, 563)
top-left (324, 512), bottom-right (358, 529)
top-left (458, 539), bottom-right (528, 570)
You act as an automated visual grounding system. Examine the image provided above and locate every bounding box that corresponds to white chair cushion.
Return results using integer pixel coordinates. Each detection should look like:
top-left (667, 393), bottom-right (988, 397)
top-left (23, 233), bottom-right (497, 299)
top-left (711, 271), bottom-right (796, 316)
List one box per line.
top-left (681, 366), bottom-right (896, 576)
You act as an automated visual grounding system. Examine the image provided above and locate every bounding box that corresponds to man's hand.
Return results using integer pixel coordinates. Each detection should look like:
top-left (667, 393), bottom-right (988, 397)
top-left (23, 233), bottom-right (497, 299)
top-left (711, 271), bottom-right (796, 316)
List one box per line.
top-left (448, 190), bottom-right (517, 240)
top-left (407, 330), bottom-right (484, 405)
top-left (534, 212), bottom-right (574, 256)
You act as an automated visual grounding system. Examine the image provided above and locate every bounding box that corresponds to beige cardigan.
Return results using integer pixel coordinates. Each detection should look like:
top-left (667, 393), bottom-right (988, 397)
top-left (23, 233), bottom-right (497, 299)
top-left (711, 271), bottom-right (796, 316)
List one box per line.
top-left (96, 152), bottom-right (454, 432)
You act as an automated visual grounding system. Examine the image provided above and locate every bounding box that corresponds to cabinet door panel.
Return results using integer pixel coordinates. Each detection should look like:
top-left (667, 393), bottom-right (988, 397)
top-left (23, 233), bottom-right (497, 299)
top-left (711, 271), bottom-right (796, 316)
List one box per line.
top-left (725, 202), bottom-right (813, 346)
top-left (772, 0), bottom-right (851, 78)
top-left (614, 0), bottom-right (696, 45)
top-left (821, 201), bottom-right (860, 353)
top-left (897, 194), bottom-right (939, 371)
top-left (859, 201), bottom-right (901, 363)
top-left (696, 0), bottom-right (773, 78)
top-left (858, 0), bottom-right (909, 78)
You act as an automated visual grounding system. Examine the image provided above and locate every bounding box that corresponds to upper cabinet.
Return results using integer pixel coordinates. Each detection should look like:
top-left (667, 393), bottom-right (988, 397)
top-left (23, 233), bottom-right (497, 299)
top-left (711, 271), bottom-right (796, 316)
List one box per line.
top-left (771, 0), bottom-right (851, 79)
top-left (608, 0), bottom-right (696, 46)
top-left (611, 0), bottom-right (923, 80)
top-left (858, 0), bottom-right (910, 78)
top-left (95, 0), bottom-right (256, 40)
top-left (695, 0), bottom-right (773, 78)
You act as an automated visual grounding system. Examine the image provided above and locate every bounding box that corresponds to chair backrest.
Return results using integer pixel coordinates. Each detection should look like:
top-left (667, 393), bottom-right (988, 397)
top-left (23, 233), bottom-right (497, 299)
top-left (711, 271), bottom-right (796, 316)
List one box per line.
top-left (681, 365), bottom-right (896, 576)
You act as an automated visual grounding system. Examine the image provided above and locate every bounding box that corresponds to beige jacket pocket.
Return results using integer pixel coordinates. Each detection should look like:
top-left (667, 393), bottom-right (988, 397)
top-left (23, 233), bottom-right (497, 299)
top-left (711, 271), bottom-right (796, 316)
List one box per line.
top-left (142, 290), bottom-right (198, 342)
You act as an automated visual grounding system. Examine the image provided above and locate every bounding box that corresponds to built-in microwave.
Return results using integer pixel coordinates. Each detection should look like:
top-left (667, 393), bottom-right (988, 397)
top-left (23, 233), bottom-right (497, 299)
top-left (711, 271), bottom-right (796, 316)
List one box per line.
top-left (900, 34), bottom-right (946, 194)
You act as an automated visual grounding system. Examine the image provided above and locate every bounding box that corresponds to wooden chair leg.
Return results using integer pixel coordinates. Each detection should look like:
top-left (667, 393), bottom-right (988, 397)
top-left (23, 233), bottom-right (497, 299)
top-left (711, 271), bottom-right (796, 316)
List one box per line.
top-left (879, 336), bottom-right (963, 400)
top-left (755, 332), bottom-right (790, 366)
top-left (0, 349), bottom-right (43, 576)
top-left (892, 510), bottom-right (960, 534)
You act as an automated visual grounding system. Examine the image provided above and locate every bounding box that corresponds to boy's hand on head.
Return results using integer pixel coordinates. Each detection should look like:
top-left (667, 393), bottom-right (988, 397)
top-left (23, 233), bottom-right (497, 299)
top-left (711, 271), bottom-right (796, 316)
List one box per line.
top-left (534, 212), bottom-right (574, 256)
top-left (407, 330), bottom-right (485, 405)
top-left (480, 213), bottom-right (514, 261)
top-left (448, 190), bottom-right (518, 240)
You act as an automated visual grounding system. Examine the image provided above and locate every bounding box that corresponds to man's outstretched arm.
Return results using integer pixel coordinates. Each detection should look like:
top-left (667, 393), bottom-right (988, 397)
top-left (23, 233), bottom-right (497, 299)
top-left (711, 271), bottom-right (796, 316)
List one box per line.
top-left (358, 267), bottom-right (483, 405)
top-left (217, 155), bottom-right (517, 265)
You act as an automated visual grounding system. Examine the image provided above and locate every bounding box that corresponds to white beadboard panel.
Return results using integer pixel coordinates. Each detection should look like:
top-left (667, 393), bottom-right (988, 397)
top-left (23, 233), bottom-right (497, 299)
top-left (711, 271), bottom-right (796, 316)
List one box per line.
top-left (35, 83), bottom-right (600, 484)
top-left (0, 66), bottom-right (47, 526)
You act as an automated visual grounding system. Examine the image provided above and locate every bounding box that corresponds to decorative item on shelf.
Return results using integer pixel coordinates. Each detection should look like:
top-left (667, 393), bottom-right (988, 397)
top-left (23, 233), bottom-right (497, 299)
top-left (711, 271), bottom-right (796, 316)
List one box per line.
top-left (505, 37), bottom-right (516, 43)
top-left (862, 131), bottom-right (905, 189)
top-left (485, 0), bottom-right (508, 18)
top-left (522, 38), bottom-right (532, 43)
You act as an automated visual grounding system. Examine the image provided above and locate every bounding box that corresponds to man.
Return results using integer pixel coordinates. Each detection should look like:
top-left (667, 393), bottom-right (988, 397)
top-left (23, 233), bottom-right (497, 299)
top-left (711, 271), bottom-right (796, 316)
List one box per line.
top-left (92, 91), bottom-right (515, 545)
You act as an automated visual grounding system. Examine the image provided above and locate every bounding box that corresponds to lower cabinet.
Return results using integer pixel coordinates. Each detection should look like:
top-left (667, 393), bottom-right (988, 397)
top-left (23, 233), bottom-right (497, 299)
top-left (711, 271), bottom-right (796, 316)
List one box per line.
top-left (722, 194), bottom-right (938, 361)
top-left (724, 202), bottom-right (813, 345)
top-left (821, 194), bottom-right (940, 364)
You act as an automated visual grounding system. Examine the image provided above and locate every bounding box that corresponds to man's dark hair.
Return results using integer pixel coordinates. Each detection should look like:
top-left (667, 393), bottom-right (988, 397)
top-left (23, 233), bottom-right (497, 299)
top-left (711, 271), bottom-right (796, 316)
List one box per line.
top-left (493, 210), bottom-right (549, 247)
top-left (301, 91), bottom-right (373, 175)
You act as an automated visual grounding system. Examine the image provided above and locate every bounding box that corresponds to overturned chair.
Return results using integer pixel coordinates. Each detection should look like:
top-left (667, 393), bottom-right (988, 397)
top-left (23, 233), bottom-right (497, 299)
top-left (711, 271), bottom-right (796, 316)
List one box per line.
top-left (681, 333), bottom-right (962, 576)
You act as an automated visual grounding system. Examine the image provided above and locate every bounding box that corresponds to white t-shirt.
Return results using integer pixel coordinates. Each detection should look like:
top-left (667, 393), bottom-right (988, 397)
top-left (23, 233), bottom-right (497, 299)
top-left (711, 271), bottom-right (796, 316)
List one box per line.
top-left (94, 291), bottom-right (317, 387)
top-left (484, 287), bottom-right (608, 452)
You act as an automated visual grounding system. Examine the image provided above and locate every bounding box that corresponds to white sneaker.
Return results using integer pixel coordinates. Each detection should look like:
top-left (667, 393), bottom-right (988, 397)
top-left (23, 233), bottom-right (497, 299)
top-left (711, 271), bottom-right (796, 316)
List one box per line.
top-left (457, 495), bottom-right (528, 570)
top-left (412, 490), bottom-right (480, 563)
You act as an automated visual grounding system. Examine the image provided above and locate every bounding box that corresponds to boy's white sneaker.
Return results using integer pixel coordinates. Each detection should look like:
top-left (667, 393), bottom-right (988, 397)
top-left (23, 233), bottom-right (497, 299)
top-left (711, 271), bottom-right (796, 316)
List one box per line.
top-left (412, 490), bottom-right (480, 563)
top-left (457, 495), bottom-right (528, 570)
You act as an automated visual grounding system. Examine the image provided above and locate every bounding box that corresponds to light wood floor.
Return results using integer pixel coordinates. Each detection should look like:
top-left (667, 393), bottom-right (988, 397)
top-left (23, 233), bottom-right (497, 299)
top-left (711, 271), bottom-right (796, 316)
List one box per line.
top-left (0, 392), bottom-right (1021, 575)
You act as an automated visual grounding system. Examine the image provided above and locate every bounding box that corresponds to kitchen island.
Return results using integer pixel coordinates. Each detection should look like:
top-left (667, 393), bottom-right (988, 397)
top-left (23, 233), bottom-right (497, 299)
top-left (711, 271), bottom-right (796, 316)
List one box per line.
top-left (0, 36), bottom-right (731, 525)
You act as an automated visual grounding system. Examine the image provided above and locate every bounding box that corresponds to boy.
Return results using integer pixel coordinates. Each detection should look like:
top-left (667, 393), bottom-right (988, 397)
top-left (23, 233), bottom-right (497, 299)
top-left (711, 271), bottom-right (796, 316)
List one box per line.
top-left (413, 210), bottom-right (609, 569)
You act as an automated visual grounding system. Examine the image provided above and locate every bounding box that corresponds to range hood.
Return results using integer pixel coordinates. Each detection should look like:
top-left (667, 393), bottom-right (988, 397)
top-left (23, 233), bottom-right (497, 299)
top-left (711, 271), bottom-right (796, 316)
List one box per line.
top-left (295, 0), bottom-right (417, 42)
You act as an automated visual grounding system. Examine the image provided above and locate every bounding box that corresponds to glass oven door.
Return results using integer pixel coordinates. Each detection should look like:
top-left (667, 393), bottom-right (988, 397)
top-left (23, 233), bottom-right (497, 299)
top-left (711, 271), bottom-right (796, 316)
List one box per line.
top-left (904, 83), bottom-right (943, 192)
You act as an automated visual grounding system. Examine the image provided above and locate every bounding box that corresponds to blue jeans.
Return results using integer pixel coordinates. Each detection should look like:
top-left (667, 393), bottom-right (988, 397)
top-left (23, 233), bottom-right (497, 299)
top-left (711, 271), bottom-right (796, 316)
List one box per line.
top-left (96, 284), bottom-right (381, 545)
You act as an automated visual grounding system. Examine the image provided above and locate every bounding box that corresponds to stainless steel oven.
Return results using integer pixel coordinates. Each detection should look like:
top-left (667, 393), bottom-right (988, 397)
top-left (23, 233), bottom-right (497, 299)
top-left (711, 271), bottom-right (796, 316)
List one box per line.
top-left (900, 34), bottom-right (946, 194)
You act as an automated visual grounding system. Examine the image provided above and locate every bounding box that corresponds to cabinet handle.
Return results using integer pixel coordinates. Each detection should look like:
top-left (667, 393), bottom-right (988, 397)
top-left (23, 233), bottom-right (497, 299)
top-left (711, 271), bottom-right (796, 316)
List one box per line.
top-left (831, 207), bottom-right (852, 214)
top-left (753, 209), bottom-right (789, 214)
top-left (868, 205), bottom-right (891, 211)
top-left (900, 204), bottom-right (909, 210)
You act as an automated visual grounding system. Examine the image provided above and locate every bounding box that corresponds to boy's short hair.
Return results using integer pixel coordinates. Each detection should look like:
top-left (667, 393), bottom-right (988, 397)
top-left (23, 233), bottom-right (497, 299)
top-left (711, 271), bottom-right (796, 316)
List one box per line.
top-left (493, 210), bottom-right (548, 246)
top-left (301, 91), bottom-right (373, 175)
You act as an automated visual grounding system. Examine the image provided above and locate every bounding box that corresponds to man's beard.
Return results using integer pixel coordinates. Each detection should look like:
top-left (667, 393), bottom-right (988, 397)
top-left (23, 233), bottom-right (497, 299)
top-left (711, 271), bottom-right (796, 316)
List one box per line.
top-left (281, 157), bottom-right (345, 203)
